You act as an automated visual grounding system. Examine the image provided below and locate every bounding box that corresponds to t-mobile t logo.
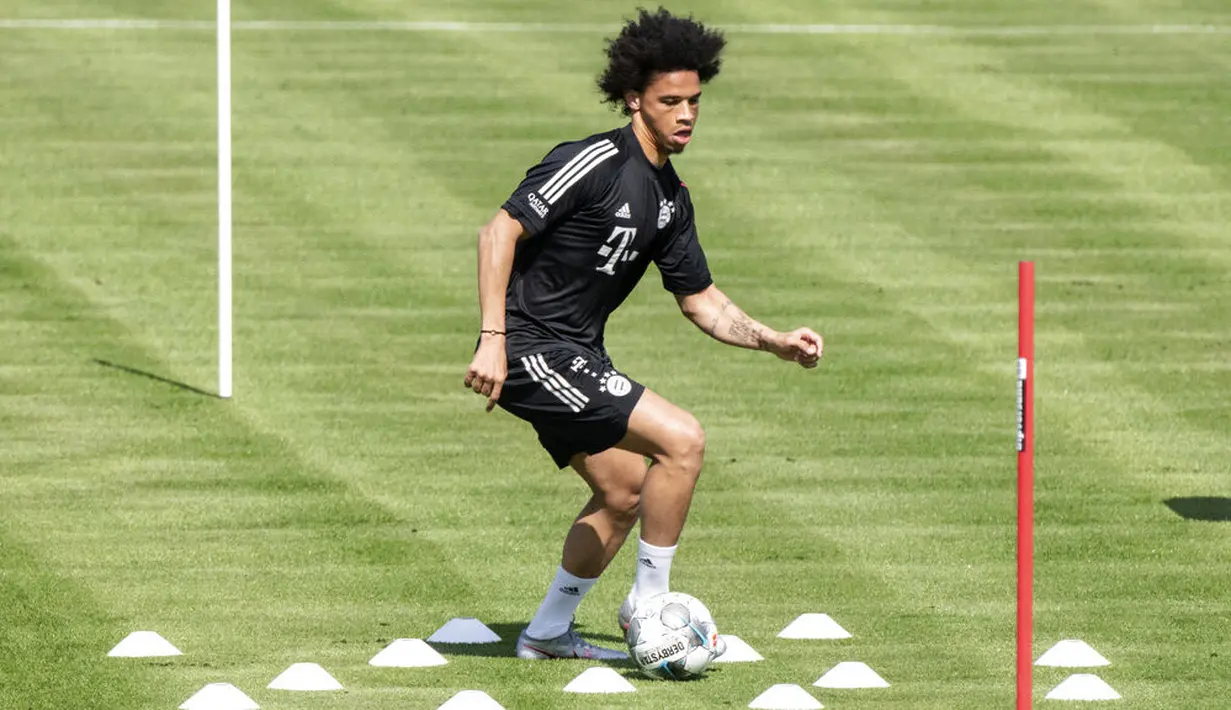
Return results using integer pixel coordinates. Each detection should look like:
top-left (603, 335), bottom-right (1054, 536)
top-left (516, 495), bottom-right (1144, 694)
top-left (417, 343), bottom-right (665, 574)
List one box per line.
top-left (595, 226), bottom-right (638, 275)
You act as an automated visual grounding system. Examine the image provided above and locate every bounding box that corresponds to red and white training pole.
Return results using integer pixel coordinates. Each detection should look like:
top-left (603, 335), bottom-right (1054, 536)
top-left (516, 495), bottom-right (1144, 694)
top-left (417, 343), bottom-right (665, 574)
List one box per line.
top-left (1017, 261), bottom-right (1035, 708)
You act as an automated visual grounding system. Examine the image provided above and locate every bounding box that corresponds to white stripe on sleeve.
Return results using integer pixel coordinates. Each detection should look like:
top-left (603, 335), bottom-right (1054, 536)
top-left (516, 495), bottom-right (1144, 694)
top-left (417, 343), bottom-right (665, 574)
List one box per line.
top-left (540, 141), bottom-right (619, 204)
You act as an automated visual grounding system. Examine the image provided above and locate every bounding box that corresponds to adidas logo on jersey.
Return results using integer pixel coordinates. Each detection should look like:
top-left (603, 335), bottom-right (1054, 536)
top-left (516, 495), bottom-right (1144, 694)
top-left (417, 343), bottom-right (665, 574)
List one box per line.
top-left (615, 203), bottom-right (632, 219)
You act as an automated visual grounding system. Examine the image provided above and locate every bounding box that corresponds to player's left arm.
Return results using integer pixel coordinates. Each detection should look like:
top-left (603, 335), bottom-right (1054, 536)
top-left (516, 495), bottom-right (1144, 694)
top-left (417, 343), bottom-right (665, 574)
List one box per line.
top-left (675, 284), bottom-right (822, 368)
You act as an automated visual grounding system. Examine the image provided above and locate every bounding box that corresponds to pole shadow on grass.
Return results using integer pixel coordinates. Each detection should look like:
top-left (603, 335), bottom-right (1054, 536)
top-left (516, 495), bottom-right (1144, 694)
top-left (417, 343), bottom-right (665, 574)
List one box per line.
top-left (1164, 497), bottom-right (1231, 522)
top-left (93, 359), bottom-right (219, 398)
top-left (431, 622), bottom-right (633, 668)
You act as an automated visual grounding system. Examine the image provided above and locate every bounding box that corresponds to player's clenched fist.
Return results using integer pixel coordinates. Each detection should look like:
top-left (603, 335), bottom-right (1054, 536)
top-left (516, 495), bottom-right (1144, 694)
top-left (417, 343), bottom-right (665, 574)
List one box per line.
top-left (465, 335), bottom-right (507, 412)
top-left (775, 327), bottom-right (823, 369)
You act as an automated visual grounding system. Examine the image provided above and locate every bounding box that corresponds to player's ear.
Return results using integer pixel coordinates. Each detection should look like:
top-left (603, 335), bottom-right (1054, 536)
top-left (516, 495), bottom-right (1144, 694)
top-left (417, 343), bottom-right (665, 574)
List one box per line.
top-left (624, 91), bottom-right (641, 113)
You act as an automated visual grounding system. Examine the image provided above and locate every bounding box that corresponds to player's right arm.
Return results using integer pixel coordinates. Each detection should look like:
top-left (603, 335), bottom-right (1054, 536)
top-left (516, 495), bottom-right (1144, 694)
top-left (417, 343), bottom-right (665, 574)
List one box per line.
top-left (465, 209), bottom-right (527, 412)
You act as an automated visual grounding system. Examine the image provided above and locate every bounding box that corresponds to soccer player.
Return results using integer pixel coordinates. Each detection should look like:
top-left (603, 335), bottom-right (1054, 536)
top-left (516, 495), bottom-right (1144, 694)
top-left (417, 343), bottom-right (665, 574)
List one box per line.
top-left (464, 8), bottom-right (823, 660)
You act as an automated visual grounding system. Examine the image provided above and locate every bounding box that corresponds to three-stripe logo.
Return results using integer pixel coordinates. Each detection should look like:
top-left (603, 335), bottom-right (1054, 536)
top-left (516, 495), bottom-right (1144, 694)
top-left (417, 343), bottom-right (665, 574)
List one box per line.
top-left (522, 354), bottom-right (590, 413)
top-left (538, 140), bottom-right (618, 205)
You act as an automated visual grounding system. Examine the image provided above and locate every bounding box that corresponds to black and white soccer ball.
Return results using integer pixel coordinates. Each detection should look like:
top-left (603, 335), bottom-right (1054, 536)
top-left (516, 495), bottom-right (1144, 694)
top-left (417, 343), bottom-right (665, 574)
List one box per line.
top-left (626, 592), bottom-right (721, 680)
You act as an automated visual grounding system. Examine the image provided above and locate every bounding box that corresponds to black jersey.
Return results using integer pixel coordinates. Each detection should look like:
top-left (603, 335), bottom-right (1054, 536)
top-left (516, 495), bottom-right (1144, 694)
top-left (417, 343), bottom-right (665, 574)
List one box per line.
top-left (501, 123), bottom-right (713, 358)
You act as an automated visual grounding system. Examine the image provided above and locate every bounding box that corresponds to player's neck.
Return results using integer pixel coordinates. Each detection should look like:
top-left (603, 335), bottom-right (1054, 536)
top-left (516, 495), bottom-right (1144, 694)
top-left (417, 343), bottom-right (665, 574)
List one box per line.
top-left (630, 115), bottom-right (668, 169)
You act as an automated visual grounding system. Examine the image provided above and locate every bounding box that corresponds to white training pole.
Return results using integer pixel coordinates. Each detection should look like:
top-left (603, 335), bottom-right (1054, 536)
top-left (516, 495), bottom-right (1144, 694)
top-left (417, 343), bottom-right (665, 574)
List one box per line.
top-left (217, 0), bottom-right (233, 398)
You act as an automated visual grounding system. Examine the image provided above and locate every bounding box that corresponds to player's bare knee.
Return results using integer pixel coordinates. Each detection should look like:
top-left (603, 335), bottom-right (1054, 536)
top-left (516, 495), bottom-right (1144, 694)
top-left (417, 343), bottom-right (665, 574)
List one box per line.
top-left (665, 416), bottom-right (706, 480)
top-left (681, 422), bottom-right (706, 479)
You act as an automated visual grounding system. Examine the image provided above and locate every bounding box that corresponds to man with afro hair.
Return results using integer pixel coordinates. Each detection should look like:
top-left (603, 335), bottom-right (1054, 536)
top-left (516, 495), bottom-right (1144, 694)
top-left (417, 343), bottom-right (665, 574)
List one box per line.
top-left (464, 7), bottom-right (824, 660)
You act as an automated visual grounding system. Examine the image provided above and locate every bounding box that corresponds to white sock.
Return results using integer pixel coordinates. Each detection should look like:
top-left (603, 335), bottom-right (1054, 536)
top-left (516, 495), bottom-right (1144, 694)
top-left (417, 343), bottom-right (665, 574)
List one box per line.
top-left (627, 538), bottom-right (677, 606)
top-left (525, 566), bottom-right (597, 640)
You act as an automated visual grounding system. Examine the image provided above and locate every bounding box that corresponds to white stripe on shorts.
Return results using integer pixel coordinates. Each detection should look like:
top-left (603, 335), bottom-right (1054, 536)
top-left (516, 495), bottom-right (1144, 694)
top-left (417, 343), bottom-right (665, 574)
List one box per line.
top-left (533, 354), bottom-right (590, 408)
top-left (521, 355), bottom-right (587, 413)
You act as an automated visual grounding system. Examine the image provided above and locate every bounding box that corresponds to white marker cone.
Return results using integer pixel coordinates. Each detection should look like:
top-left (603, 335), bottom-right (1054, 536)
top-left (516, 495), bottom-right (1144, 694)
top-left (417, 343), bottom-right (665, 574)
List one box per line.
top-left (108, 630), bottom-right (182, 657)
top-left (1045, 674), bottom-right (1121, 701)
top-left (1036, 640), bottom-right (1111, 667)
top-left (369, 638), bottom-right (448, 667)
top-left (748, 683), bottom-right (823, 709)
top-left (778, 613), bottom-right (851, 640)
top-left (713, 635), bottom-right (764, 663)
top-left (179, 683), bottom-right (259, 710)
top-left (438, 689), bottom-right (505, 709)
top-left (814, 661), bottom-right (890, 688)
top-left (563, 667), bottom-right (637, 694)
top-left (267, 662), bottom-right (343, 691)
top-left (428, 618), bottom-right (501, 644)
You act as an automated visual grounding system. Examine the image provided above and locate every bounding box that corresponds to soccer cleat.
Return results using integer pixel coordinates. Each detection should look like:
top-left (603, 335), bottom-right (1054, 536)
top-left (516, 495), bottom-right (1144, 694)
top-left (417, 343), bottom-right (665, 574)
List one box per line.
top-left (618, 598), bottom-right (634, 635)
top-left (516, 626), bottom-right (629, 661)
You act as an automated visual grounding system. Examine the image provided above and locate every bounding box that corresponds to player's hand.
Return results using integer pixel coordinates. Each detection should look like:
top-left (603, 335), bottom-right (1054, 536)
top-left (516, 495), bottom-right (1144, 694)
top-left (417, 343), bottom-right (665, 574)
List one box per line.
top-left (772, 327), bottom-right (823, 369)
top-left (464, 335), bottom-right (508, 412)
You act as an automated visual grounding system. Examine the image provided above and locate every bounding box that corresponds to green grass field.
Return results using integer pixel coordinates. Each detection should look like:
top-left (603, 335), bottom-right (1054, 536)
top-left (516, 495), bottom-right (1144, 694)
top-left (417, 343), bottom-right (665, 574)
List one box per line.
top-left (3, 1), bottom-right (1230, 708)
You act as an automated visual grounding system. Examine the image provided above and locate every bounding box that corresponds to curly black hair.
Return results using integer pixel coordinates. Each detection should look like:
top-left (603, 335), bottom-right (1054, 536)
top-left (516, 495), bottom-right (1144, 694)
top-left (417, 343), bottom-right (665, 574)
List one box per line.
top-left (597, 7), bottom-right (727, 116)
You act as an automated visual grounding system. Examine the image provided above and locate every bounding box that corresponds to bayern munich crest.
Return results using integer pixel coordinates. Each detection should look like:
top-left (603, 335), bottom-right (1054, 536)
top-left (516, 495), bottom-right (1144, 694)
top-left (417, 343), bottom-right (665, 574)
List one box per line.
top-left (657, 200), bottom-right (673, 229)
top-left (600, 372), bottom-right (632, 397)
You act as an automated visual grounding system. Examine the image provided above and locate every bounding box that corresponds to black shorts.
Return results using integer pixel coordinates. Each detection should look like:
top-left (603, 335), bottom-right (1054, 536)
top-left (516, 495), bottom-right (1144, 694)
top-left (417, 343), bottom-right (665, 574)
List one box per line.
top-left (498, 346), bottom-right (646, 469)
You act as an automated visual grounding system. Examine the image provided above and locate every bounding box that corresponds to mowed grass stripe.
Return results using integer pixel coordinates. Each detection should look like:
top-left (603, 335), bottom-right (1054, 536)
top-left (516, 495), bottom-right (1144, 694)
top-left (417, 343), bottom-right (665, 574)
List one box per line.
top-left (0, 246), bottom-right (164, 709)
top-left (0, 527), bottom-right (165, 709)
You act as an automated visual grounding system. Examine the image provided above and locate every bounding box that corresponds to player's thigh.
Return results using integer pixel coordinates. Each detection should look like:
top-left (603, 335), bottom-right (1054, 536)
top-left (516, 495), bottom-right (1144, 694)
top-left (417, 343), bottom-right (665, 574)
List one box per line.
top-left (570, 448), bottom-right (649, 504)
top-left (616, 388), bottom-right (705, 463)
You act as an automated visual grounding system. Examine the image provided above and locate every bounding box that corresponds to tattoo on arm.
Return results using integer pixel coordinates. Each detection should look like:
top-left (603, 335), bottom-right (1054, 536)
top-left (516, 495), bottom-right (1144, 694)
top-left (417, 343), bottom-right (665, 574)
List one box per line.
top-left (729, 313), bottom-right (770, 350)
top-left (707, 299), bottom-right (733, 336)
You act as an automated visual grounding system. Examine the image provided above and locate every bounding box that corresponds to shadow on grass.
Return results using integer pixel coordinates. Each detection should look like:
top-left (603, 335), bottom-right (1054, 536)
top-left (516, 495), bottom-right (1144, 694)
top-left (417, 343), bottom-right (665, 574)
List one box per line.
top-left (432, 621), bottom-right (633, 669)
top-left (94, 358), bottom-right (218, 398)
top-left (615, 665), bottom-right (720, 681)
top-left (1165, 497), bottom-right (1231, 522)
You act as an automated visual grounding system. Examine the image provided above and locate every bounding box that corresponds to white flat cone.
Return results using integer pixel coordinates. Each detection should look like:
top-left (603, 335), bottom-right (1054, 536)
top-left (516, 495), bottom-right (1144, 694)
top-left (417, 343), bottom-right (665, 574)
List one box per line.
top-left (814, 661), bottom-right (890, 688)
top-left (748, 684), bottom-right (823, 709)
top-left (713, 635), bottom-right (764, 663)
top-left (267, 662), bottom-right (343, 691)
top-left (1036, 640), bottom-right (1111, 667)
top-left (563, 667), bottom-right (636, 694)
top-left (438, 690), bottom-right (505, 709)
top-left (778, 613), bottom-right (851, 640)
top-left (369, 638), bottom-right (448, 667)
top-left (108, 630), bottom-right (182, 657)
top-left (428, 618), bottom-right (501, 644)
top-left (179, 683), bottom-right (259, 710)
top-left (1045, 674), bottom-right (1121, 701)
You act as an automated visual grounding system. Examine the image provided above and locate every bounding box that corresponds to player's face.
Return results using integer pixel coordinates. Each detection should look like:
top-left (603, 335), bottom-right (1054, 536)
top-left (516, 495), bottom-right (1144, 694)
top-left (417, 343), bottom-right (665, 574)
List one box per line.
top-left (633, 70), bottom-right (702, 155)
